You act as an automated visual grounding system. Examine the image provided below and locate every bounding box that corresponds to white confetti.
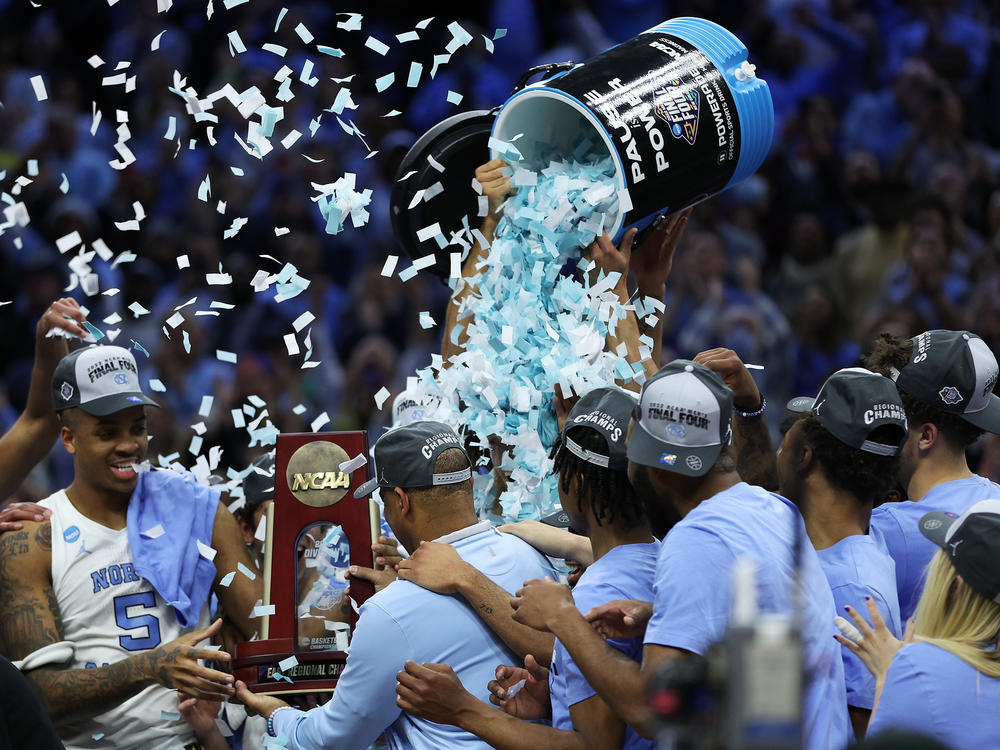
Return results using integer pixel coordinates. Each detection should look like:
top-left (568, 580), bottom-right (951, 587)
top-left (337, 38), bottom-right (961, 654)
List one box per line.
top-left (364, 36), bottom-right (389, 55)
top-left (142, 524), bottom-right (165, 539)
top-left (310, 412), bottom-right (330, 432)
top-left (380, 255), bottom-right (398, 277)
top-left (374, 387), bottom-right (390, 409)
top-left (29, 75), bottom-right (47, 101)
top-left (339, 453), bottom-right (367, 473)
top-left (196, 540), bottom-right (217, 561)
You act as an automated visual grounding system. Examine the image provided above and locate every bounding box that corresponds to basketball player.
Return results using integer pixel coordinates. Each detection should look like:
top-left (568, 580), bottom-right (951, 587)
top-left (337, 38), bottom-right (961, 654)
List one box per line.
top-left (0, 344), bottom-right (261, 749)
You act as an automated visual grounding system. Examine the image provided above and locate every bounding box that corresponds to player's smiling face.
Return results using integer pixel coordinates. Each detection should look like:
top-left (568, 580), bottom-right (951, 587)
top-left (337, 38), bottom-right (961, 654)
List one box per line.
top-left (63, 406), bottom-right (148, 496)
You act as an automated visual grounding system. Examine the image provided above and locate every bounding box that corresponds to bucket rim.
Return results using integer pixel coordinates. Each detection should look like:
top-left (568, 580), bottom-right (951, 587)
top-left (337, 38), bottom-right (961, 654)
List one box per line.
top-left (490, 86), bottom-right (628, 239)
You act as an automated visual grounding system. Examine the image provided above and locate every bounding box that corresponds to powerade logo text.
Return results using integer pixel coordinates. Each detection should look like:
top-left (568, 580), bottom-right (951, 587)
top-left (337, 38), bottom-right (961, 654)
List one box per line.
top-left (653, 79), bottom-right (699, 146)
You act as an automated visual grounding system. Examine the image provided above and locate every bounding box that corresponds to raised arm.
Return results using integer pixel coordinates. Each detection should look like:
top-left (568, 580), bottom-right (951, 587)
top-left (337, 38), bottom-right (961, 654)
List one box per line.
top-left (0, 298), bottom-right (87, 501)
top-left (590, 229), bottom-right (648, 392)
top-left (441, 158), bottom-right (511, 363)
top-left (630, 209), bottom-right (692, 368)
top-left (210, 503), bottom-right (264, 641)
top-left (0, 521), bottom-right (234, 720)
top-left (396, 541), bottom-right (554, 666)
top-left (693, 348), bottom-right (778, 490)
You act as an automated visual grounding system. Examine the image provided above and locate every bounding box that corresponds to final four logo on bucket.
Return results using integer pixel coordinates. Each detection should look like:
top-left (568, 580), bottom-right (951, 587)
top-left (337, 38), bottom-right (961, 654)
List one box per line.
top-left (653, 78), bottom-right (700, 146)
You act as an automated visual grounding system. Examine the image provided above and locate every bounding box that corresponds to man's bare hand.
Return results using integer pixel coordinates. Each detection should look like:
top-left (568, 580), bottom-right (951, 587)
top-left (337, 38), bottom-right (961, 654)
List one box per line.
top-left (396, 661), bottom-right (477, 725)
top-left (475, 158), bottom-right (514, 222)
top-left (585, 600), bottom-right (653, 640)
top-left (0, 502), bottom-right (52, 532)
top-left (589, 229), bottom-right (638, 294)
top-left (178, 694), bottom-right (222, 735)
top-left (396, 541), bottom-right (470, 595)
top-left (693, 348), bottom-right (762, 412)
top-left (234, 679), bottom-right (289, 719)
top-left (146, 619), bottom-right (235, 701)
top-left (631, 208), bottom-right (692, 293)
top-left (510, 578), bottom-right (576, 633)
top-left (37, 297), bottom-right (87, 341)
top-left (346, 564), bottom-right (396, 594)
top-left (487, 655), bottom-right (551, 719)
top-left (372, 536), bottom-right (404, 569)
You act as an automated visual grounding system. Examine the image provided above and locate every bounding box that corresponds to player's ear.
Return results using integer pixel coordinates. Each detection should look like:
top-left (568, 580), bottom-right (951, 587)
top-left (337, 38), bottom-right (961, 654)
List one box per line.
top-left (60, 423), bottom-right (77, 455)
top-left (394, 487), bottom-right (412, 517)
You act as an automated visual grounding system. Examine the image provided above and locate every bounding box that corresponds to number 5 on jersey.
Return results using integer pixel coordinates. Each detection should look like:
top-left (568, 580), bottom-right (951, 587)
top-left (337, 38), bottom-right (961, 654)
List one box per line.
top-left (113, 591), bottom-right (162, 650)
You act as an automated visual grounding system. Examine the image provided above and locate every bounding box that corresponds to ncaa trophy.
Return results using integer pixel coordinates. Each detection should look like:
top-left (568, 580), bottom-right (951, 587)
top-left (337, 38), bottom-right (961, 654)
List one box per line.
top-left (233, 431), bottom-right (379, 695)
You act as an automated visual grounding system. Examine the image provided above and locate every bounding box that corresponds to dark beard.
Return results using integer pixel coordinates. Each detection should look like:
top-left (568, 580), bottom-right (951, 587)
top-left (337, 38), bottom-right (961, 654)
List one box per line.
top-left (632, 466), bottom-right (681, 539)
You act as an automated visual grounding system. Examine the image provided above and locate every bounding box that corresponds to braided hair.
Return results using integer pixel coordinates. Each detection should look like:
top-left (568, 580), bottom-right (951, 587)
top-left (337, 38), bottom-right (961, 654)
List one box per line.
top-left (550, 425), bottom-right (646, 529)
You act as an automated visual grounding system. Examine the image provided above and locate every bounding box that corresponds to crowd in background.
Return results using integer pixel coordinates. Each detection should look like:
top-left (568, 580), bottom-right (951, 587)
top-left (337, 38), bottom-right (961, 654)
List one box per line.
top-left (1, 0), bottom-right (999, 501)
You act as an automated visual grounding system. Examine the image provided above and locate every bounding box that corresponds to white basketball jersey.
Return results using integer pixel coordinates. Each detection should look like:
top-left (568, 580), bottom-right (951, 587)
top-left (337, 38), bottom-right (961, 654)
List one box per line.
top-left (39, 490), bottom-right (210, 750)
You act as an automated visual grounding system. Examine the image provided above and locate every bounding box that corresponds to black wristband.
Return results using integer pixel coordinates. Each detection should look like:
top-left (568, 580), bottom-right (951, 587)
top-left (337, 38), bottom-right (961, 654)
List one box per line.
top-left (733, 396), bottom-right (766, 419)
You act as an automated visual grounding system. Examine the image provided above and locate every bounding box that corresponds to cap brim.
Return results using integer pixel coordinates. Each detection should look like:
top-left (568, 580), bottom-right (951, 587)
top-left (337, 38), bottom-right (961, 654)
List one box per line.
top-left (918, 510), bottom-right (959, 548)
top-left (541, 509), bottom-right (571, 528)
top-left (626, 421), bottom-right (721, 477)
top-left (81, 392), bottom-right (159, 416)
top-left (353, 478), bottom-right (380, 499)
top-left (961, 394), bottom-right (1000, 433)
top-left (785, 396), bottom-right (815, 413)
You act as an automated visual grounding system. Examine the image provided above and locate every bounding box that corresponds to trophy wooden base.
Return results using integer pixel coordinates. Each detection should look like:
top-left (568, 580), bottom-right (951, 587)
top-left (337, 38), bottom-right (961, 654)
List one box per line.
top-left (234, 638), bottom-right (344, 695)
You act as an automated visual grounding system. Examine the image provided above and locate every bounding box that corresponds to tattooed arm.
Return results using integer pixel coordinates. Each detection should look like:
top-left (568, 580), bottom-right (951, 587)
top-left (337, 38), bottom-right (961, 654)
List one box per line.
top-left (396, 542), bottom-right (554, 666)
top-left (0, 521), bottom-right (235, 721)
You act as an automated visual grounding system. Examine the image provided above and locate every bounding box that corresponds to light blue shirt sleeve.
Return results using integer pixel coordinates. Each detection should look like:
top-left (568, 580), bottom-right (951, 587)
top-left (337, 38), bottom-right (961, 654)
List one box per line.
top-left (562, 580), bottom-right (637, 708)
top-left (273, 600), bottom-right (409, 750)
top-left (829, 579), bottom-right (899, 710)
top-left (644, 527), bottom-right (734, 655)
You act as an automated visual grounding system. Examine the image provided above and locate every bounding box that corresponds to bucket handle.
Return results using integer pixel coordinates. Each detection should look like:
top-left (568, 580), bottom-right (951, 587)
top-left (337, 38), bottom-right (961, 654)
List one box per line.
top-left (509, 62), bottom-right (576, 95)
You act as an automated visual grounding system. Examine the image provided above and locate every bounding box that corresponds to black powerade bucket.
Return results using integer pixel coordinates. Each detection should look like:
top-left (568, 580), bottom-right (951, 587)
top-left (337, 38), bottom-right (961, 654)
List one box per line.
top-left (390, 17), bottom-right (772, 276)
top-left (491, 16), bottom-right (773, 239)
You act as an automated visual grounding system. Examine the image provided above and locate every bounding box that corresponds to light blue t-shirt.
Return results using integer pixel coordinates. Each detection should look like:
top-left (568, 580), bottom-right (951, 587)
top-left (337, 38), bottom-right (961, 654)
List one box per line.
top-left (868, 641), bottom-right (1000, 748)
top-left (550, 541), bottom-right (659, 750)
top-left (274, 521), bottom-right (557, 750)
top-left (816, 534), bottom-right (902, 710)
top-left (644, 483), bottom-right (850, 750)
top-left (869, 475), bottom-right (1000, 621)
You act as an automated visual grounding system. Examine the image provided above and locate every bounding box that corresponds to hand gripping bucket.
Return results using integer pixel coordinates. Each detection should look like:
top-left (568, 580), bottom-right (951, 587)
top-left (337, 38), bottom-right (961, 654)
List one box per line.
top-left (491, 17), bottom-right (774, 239)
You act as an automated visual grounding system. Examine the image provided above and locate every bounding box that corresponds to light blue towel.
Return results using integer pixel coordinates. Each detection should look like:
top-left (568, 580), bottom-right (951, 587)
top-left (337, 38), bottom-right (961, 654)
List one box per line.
top-left (127, 469), bottom-right (220, 627)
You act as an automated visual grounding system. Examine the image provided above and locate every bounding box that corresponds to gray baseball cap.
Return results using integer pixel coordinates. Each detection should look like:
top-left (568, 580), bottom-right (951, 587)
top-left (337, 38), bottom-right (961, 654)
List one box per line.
top-left (561, 386), bottom-right (637, 470)
top-left (353, 420), bottom-right (472, 498)
top-left (52, 345), bottom-right (158, 416)
top-left (786, 368), bottom-right (908, 456)
top-left (626, 360), bottom-right (733, 477)
top-left (894, 330), bottom-right (1000, 433)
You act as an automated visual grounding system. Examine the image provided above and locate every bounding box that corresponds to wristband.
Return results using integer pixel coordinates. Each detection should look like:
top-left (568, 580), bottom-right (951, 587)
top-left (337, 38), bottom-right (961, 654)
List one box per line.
top-left (266, 706), bottom-right (296, 737)
top-left (733, 396), bottom-right (766, 419)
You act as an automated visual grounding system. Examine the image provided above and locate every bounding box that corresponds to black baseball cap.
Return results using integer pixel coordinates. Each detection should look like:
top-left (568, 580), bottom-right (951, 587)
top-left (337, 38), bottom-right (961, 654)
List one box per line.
top-left (786, 368), bottom-right (908, 456)
top-left (353, 420), bottom-right (472, 498)
top-left (243, 452), bottom-right (276, 509)
top-left (627, 360), bottom-right (733, 477)
top-left (919, 499), bottom-right (1000, 603)
top-left (52, 345), bottom-right (158, 415)
top-left (893, 330), bottom-right (1000, 433)
top-left (560, 386), bottom-right (637, 470)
